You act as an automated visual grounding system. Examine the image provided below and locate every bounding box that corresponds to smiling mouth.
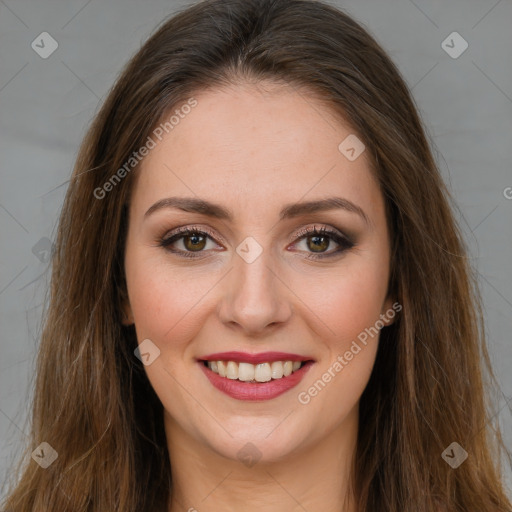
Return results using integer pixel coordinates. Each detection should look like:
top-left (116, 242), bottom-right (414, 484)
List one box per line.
top-left (201, 359), bottom-right (311, 383)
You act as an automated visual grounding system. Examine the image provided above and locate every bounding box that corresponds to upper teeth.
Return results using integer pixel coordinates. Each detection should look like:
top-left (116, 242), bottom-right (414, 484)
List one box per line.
top-left (207, 360), bottom-right (302, 382)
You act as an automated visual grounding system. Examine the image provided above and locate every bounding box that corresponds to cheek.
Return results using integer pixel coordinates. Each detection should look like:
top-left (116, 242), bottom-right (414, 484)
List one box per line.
top-left (298, 260), bottom-right (389, 344)
top-left (293, 274), bottom-right (386, 428)
top-left (124, 251), bottom-right (221, 352)
top-left (291, 259), bottom-right (388, 407)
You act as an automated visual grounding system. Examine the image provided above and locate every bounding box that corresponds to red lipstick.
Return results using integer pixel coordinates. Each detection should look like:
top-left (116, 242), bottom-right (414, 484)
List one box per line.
top-left (197, 352), bottom-right (315, 401)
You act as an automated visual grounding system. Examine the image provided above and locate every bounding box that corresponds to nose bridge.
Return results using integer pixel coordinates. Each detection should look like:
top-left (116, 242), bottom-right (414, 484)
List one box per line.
top-left (218, 238), bottom-right (291, 333)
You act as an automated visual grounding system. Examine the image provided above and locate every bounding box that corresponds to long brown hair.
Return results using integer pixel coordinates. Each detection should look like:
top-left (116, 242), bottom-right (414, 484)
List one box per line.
top-left (3, 0), bottom-right (511, 510)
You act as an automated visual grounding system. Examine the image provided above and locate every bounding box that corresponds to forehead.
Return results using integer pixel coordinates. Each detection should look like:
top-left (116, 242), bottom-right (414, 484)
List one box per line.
top-left (131, 82), bottom-right (383, 221)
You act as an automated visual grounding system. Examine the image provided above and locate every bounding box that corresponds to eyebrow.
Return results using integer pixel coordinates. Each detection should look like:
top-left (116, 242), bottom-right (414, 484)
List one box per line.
top-left (144, 196), bottom-right (370, 225)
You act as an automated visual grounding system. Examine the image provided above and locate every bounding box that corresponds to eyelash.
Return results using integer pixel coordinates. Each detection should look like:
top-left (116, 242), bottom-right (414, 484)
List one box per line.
top-left (157, 224), bottom-right (355, 260)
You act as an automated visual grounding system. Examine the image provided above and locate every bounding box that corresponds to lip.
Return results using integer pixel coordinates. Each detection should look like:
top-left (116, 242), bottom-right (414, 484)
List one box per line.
top-left (198, 359), bottom-right (315, 401)
top-left (198, 351), bottom-right (314, 365)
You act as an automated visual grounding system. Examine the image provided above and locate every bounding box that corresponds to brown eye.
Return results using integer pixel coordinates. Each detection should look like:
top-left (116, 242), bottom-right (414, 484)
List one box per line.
top-left (306, 234), bottom-right (330, 253)
top-left (158, 227), bottom-right (222, 259)
top-left (293, 225), bottom-right (355, 260)
top-left (183, 233), bottom-right (207, 251)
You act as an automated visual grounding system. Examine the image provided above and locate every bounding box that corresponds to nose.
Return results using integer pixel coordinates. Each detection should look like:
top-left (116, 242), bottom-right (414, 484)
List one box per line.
top-left (217, 245), bottom-right (292, 336)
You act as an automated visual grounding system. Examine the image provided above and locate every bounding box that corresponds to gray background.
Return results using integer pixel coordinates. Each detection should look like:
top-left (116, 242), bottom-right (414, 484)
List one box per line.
top-left (1, 0), bottom-right (511, 499)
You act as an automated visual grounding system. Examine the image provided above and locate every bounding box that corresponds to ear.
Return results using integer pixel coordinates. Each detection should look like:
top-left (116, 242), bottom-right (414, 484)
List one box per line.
top-left (119, 284), bottom-right (134, 325)
top-left (380, 295), bottom-right (400, 327)
top-left (121, 300), bottom-right (134, 325)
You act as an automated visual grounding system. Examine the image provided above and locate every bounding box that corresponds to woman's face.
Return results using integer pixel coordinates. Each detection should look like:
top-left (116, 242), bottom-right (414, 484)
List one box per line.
top-left (123, 82), bottom-right (394, 463)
